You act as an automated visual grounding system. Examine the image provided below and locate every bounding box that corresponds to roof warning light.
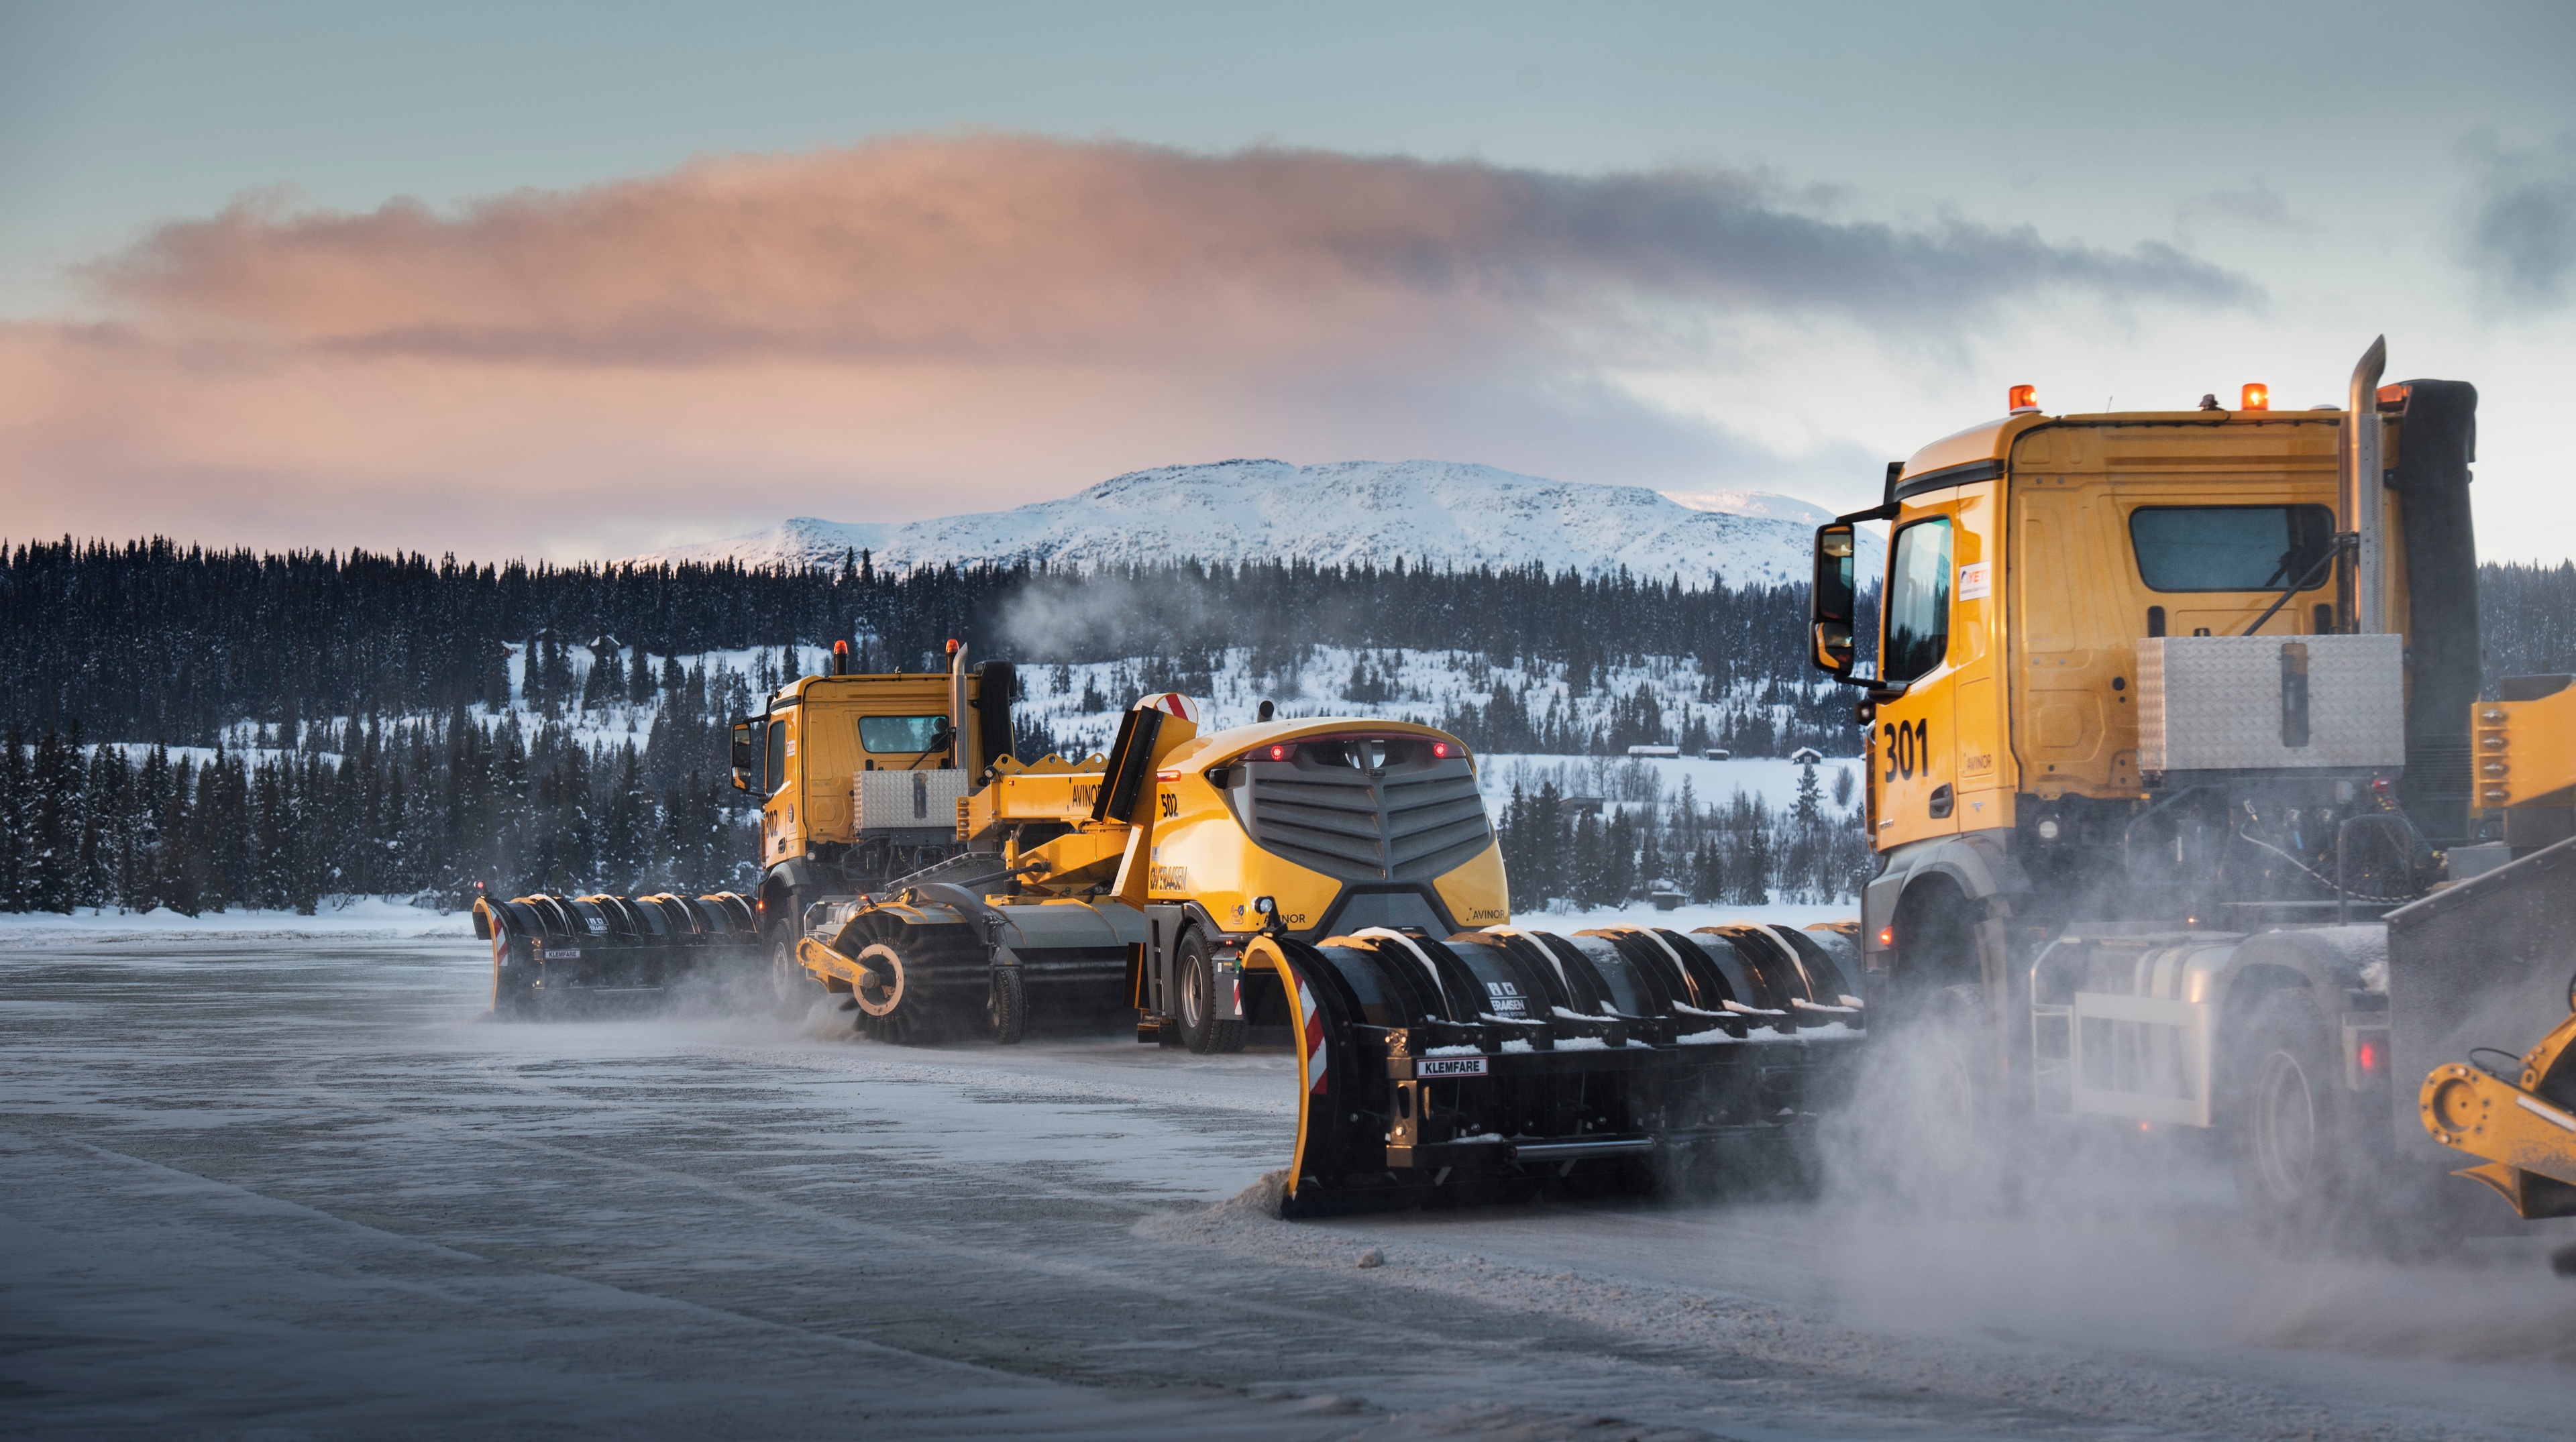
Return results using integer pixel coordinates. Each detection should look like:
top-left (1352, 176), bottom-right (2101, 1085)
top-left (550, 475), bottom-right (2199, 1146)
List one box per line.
top-left (2241, 382), bottom-right (2270, 411)
top-left (2008, 384), bottom-right (2038, 414)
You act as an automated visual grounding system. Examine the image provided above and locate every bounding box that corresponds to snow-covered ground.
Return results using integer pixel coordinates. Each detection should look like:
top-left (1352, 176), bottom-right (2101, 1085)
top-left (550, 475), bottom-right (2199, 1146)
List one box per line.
top-left (0, 896), bottom-right (473, 946)
top-left (5, 937), bottom-right (2571, 1439)
top-left (630, 458), bottom-right (1884, 590)
top-left (0, 892), bottom-right (1844, 943)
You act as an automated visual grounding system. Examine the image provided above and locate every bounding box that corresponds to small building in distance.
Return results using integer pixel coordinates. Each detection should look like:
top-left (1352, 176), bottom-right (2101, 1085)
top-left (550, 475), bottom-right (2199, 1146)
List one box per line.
top-left (1625, 744), bottom-right (1680, 758)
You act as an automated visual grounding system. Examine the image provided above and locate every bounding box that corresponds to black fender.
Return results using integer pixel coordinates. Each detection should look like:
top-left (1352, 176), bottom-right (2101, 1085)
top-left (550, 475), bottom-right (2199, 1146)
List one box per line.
top-left (1860, 830), bottom-right (2030, 964)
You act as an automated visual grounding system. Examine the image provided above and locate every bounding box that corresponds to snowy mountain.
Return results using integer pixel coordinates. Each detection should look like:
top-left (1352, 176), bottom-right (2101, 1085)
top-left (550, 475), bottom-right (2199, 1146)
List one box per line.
top-left (634, 459), bottom-right (1877, 590)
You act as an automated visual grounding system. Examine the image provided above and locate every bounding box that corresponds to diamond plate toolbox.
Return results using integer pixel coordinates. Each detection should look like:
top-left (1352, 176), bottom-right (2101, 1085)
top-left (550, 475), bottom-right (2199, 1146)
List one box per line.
top-left (854, 768), bottom-right (974, 835)
top-left (2137, 634), bottom-right (2404, 773)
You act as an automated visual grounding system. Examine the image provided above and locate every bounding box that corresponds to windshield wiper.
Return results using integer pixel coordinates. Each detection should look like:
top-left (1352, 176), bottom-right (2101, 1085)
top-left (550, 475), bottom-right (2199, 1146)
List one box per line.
top-left (2241, 533), bottom-right (2355, 637)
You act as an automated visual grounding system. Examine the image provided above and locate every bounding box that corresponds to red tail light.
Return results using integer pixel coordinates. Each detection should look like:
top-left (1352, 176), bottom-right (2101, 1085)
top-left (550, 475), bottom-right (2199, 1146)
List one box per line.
top-left (1268, 743), bottom-right (1290, 761)
top-left (2357, 1040), bottom-right (2381, 1073)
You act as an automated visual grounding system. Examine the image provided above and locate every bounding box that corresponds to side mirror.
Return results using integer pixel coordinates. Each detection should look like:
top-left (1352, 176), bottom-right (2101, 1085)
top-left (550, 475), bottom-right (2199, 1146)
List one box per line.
top-left (729, 720), bottom-right (754, 771)
top-left (1811, 523), bottom-right (1859, 679)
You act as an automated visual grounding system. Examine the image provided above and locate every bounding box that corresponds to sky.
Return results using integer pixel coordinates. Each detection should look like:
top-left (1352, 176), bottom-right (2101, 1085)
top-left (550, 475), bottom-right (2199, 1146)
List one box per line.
top-left (2, 0), bottom-right (2572, 563)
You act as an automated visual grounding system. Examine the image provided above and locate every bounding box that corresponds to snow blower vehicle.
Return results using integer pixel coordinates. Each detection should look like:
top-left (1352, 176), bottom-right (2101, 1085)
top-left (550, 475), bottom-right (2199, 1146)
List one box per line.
top-left (790, 687), bottom-right (1868, 1212)
top-left (475, 636), bottom-right (1870, 1210)
top-left (1810, 337), bottom-right (2576, 1236)
top-left (472, 638), bottom-right (1018, 1013)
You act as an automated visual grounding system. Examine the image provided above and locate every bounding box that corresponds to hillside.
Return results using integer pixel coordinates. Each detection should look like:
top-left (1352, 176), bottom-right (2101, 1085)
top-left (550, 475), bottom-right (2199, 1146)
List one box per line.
top-left (635, 459), bottom-right (1880, 588)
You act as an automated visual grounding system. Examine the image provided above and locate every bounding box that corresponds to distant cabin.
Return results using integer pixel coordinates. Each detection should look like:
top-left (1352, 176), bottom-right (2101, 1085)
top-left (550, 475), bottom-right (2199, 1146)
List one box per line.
top-left (1789, 746), bottom-right (1824, 765)
top-left (1701, 748), bottom-right (1731, 761)
top-left (1625, 744), bottom-right (1680, 758)
top-left (1560, 795), bottom-right (1605, 816)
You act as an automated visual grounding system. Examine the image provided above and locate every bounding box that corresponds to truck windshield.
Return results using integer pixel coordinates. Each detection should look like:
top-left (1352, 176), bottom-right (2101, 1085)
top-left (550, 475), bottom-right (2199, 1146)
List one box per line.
top-left (859, 715), bottom-right (947, 753)
top-left (2129, 504), bottom-right (2337, 592)
top-left (1882, 518), bottom-right (1952, 684)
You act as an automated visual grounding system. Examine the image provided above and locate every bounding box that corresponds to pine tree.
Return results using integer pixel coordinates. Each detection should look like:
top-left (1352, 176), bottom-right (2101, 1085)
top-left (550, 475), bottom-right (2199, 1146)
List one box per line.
top-left (75, 739), bottom-right (121, 910)
top-left (1735, 822), bottom-right (1772, 907)
top-left (0, 723), bottom-right (24, 911)
top-left (1690, 838), bottom-right (1726, 904)
top-left (159, 755), bottom-right (200, 916)
top-left (28, 728), bottom-right (78, 913)
top-left (1636, 808), bottom-right (1666, 893)
top-left (1600, 807), bottom-right (1639, 903)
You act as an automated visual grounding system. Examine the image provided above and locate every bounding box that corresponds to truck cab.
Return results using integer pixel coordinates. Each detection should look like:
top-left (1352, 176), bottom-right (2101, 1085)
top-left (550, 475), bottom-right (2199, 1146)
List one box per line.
top-left (1807, 344), bottom-right (2489, 1221)
top-left (729, 644), bottom-right (1018, 956)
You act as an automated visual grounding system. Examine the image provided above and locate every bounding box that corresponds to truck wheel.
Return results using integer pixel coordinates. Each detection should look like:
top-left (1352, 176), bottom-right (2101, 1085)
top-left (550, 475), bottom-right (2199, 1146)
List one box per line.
top-left (988, 966), bottom-right (1027, 1046)
top-left (1177, 928), bottom-right (1246, 1054)
top-left (767, 933), bottom-right (808, 1010)
top-left (2229, 993), bottom-right (2349, 1231)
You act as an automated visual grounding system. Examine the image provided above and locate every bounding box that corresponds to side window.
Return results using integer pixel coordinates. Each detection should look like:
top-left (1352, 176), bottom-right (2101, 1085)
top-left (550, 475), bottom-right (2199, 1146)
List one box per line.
top-left (2129, 504), bottom-right (2338, 592)
top-left (765, 718), bottom-right (790, 795)
top-left (858, 715), bottom-right (949, 754)
top-left (1882, 518), bottom-right (1953, 685)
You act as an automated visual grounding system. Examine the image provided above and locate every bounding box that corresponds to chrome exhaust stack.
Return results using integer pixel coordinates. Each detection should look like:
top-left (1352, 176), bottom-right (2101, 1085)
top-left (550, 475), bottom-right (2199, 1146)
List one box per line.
top-left (947, 639), bottom-right (970, 769)
top-left (2343, 335), bottom-right (2387, 633)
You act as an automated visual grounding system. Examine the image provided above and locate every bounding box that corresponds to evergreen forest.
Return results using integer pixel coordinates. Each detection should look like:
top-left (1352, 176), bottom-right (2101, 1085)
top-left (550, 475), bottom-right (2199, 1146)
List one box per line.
top-left (2, 537), bottom-right (2570, 917)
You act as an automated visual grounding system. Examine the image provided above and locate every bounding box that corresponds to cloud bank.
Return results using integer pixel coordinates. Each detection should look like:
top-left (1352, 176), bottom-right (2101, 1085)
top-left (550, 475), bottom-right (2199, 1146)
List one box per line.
top-left (3, 133), bottom-right (2255, 559)
top-left (2466, 131), bottom-right (2576, 310)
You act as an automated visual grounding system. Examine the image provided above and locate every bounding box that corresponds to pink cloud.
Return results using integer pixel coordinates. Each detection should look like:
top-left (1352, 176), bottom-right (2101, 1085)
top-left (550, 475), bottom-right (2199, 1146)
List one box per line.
top-left (3, 133), bottom-right (2249, 559)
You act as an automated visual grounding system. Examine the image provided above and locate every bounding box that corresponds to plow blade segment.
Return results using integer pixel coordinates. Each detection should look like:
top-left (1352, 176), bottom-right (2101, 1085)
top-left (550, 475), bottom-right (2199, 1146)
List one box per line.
top-left (475, 891), bottom-right (759, 1011)
top-left (1252, 924), bottom-right (1864, 1218)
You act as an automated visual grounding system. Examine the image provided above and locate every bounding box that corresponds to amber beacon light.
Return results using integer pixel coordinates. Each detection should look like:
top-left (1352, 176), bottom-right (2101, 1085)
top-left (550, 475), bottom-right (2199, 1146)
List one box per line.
top-left (2007, 384), bottom-right (2039, 413)
top-left (2241, 382), bottom-right (2270, 411)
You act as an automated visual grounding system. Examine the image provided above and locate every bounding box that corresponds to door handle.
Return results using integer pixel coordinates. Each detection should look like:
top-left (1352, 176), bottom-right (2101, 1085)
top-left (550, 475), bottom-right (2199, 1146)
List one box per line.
top-left (1929, 784), bottom-right (1954, 820)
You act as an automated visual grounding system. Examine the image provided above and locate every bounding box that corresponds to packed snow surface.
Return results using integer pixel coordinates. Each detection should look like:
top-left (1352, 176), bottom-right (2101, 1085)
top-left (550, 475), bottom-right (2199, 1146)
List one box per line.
top-left (635, 459), bottom-right (1884, 588)
top-left (0, 896), bottom-right (472, 946)
top-left (5, 937), bottom-right (2573, 1438)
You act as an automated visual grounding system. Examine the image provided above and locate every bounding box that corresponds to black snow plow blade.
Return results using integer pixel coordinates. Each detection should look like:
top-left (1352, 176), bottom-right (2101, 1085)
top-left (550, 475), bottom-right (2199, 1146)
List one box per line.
top-left (1252, 923), bottom-right (1865, 1217)
top-left (475, 891), bottom-right (760, 1012)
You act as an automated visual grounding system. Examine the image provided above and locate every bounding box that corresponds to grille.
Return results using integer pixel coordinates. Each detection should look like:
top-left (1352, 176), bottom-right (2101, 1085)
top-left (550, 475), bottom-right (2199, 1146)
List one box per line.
top-left (1238, 756), bottom-right (1493, 883)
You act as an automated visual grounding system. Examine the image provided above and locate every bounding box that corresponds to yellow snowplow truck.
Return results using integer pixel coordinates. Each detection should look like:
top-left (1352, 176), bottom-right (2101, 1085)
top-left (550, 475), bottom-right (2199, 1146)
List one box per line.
top-left (471, 638), bottom-right (1018, 1011)
top-left (793, 687), bottom-right (1868, 1213)
top-left (1809, 338), bottom-right (2576, 1233)
top-left (474, 641), bottom-right (1869, 1214)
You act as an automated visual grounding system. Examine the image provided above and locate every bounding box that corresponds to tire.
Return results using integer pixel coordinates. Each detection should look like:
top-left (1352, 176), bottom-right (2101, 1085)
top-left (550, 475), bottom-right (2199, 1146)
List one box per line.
top-left (988, 965), bottom-right (1027, 1046)
top-left (767, 932), bottom-right (810, 1010)
top-left (2227, 993), bottom-right (2351, 1233)
top-left (1918, 981), bottom-right (1991, 1125)
top-left (491, 924), bottom-right (537, 1018)
top-left (1176, 928), bottom-right (1245, 1054)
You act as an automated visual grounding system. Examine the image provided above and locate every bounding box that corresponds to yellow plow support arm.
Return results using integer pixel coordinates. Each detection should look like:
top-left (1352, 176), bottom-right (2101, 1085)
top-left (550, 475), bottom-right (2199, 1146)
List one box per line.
top-left (2422, 1009), bottom-right (2576, 1219)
